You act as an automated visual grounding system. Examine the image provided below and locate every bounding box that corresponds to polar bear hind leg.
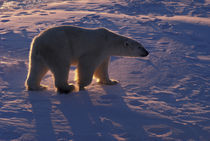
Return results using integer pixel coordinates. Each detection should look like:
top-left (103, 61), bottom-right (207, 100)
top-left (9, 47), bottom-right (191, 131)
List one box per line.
top-left (94, 57), bottom-right (118, 85)
top-left (26, 56), bottom-right (48, 91)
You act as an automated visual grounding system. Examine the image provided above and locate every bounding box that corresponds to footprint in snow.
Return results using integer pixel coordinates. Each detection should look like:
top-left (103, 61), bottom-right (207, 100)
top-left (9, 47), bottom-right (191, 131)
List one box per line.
top-left (40, 13), bottom-right (48, 16)
top-left (15, 12), bottom-right (31, 16)
top-left (31, 10), bottom-right (41, 13)
top-left (49, 12), bottom-right (56, 14)
top-left (35, 21), bottom-right (51, 25)
top-left (97, 94), bottom-right (119, 105)
top-left (144, 125), bottom-right (172, 138)
top-left (1, 15), bottom-right (11, 18)
top-left (1, 19), bottom-right (10, 23)
top-left (128, 100), bottom-right (143, 106)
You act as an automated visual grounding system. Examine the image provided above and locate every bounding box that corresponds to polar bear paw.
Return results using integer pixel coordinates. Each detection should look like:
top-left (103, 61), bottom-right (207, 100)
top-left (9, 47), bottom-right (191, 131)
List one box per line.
top-left (99, 79), bottom-right (119, 85)
top-left (57, 85), bottom-right (75, 94)
top-left (27, 85), bottom-right (47, 91)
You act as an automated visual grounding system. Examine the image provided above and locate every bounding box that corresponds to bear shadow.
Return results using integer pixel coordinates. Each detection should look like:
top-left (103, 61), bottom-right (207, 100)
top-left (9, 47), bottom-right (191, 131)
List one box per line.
top-left (28, 91), bottom-right (57, 141)
top-left (54, 84), bottom-right (148, 140)
top-left (27, 84), bottom-right (149, 140)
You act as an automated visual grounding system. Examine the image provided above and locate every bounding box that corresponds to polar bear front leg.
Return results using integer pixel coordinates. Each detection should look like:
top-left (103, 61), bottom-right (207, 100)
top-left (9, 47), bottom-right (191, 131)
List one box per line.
top-left (76, 56), bottom-right (99, 91)
top-left (76, 64), bottom-right (94, 91)
top-left (94, 57), bottom-right (118, 85)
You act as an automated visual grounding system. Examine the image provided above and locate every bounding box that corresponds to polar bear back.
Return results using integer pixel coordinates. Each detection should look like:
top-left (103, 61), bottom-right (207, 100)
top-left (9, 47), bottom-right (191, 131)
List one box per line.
top-left (32, 26), bottom-right (110, 62)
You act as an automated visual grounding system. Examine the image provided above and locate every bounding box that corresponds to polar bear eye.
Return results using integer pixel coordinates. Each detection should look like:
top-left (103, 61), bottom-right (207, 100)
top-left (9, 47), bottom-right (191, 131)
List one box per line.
top-left (124, 41), bottom-right (129, 47)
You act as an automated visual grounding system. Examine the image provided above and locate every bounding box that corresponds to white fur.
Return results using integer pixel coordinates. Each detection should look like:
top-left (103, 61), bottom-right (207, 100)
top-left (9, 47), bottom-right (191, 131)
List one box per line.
top-left (25, 26), bottom-right (148, 93)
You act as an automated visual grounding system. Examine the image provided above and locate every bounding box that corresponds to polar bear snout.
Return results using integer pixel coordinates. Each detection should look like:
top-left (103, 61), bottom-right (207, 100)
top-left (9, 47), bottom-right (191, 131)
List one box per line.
top-left (139, 47), bottom-right (149, 57)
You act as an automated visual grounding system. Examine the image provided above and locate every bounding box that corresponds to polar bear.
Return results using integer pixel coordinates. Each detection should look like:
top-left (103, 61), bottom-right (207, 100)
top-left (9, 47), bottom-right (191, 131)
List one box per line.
top-left (25, 26), bottom-right (149, 93)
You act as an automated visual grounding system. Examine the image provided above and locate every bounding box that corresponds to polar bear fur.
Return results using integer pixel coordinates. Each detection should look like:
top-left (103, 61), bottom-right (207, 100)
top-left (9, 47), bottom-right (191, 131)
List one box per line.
top-left (25, 26), bottom-right (149, 93)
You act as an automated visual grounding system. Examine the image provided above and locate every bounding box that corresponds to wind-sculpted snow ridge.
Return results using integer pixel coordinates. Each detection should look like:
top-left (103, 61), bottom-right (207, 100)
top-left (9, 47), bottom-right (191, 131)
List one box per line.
top-left (0, 0), bottom-right (210, 140)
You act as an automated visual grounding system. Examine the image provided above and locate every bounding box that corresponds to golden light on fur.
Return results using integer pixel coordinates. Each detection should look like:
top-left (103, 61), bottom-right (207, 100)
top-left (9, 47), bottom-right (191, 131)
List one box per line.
top-left (74, 69), bottom-right (78, 81)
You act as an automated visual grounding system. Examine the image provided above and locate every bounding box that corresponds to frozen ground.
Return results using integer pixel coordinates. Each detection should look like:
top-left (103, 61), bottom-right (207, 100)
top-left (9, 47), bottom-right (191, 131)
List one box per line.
top-left (0, 0), bottom-right (210, 140)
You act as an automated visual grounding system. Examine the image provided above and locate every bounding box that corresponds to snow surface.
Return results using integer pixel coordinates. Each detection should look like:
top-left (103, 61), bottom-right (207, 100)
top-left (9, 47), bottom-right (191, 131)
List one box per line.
top-left (0, 0), bottom-right (210, 140)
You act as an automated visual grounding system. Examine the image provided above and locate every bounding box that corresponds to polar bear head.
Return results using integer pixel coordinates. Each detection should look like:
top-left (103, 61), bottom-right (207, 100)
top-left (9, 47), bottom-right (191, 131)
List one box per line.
top-left (120, 38), bottom-right (149, 57)
top-left (102, 28), bottom-right (149, 57)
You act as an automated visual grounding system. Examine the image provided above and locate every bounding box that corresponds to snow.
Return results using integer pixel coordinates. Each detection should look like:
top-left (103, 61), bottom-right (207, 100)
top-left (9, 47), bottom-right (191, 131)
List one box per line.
top-left (0, 0), bottom-right (210, 140)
